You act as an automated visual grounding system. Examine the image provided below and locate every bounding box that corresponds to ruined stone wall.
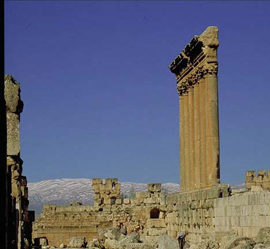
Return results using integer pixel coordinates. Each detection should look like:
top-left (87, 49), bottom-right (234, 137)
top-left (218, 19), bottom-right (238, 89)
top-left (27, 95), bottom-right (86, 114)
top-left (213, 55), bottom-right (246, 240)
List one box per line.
top-left (5, 75), bottom-right (33, 249)
top-left (33, 182), bottom-right (270, 247)
top-left (165, 187), bottom-right (270, 245)
top-left (92, 178), bottom-right (122, 206)
top-left (246, 170), bottom-right (270, 190)
top-left (33, 178), bottom-right (270, 247)
top-left (165, 185), bottom-right (230, 243)
top-left (32, 204), bottom-right (106, 246)
top-left (32, 182), bottom-right (167, 247)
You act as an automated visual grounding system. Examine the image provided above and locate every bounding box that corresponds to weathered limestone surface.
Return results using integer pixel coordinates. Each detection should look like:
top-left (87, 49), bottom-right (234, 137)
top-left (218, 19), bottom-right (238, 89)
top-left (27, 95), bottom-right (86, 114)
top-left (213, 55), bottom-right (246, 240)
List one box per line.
top-left (246, 170), bottom-right (270, 190)
top-left (7, 112), bottom-right (20, 156)
top-left (4, 75), bottom-right (33, 249)
top-left (92, 178), bottom-right (122, 206)
top-left (5, 75), bottom-right (23, 156)
top-left (166, 189), bottom-right (270, 246)
top-left (33, 181), bottom-right (167, 247)
top-left (169, 26), bottom-right (220, 190)
top-left (33, 179), bottom-right (270, 248)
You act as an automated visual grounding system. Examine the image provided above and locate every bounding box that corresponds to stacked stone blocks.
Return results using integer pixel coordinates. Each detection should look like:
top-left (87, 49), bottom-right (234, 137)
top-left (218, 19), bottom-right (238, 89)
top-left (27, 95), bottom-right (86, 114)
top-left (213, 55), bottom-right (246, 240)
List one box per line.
top-left (246, 170), bottom-right (270, 190)
top-left (92, 178), bottom-right (122, 206)
top-left (33, 180), bottom-right (168, 246)
top-left (5, 75), bottom-right (33, 249)
top-left (33, 181), bottom-right (270, 247)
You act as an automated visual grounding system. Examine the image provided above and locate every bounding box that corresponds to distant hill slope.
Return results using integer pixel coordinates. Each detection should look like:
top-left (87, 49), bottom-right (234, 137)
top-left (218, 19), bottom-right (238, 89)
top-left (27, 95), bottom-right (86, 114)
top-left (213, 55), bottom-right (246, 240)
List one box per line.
top-left (28, 178), bottom-right (180, 217)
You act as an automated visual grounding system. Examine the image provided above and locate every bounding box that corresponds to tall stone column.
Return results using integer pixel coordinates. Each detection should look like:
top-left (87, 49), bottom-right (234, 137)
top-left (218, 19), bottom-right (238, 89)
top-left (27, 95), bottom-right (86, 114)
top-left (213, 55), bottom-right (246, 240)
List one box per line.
top-left (179, 95), bottom-right (186, 190)
top-left (193, 83), bottom-right (201, 189)
top-left (169, 26), bottom-right (220, 191)
top-left (188, 86), bottom-right (195, 189)
top-left (199, 80), bottom-right (207, 188)
top-left (205, 68), bottom-right (220, 185)
top-left (183, 92), bottom-right (190, 190)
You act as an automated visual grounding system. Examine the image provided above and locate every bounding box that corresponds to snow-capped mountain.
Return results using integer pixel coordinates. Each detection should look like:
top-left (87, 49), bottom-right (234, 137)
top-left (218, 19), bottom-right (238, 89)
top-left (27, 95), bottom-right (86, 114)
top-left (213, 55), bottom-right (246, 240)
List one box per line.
top-left (28, 178), bottom-right (180, 217)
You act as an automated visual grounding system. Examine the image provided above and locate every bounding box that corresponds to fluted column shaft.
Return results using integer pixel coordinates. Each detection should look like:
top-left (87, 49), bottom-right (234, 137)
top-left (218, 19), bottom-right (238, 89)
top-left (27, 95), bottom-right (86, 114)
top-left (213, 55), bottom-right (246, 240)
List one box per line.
top-left (188, 87), bottom-right (195, 189)
top-left (199, 79), bottom-right (207, 188)
top-left (179, 95), bottom-right (185, 190)
top-left (183, 92), bottom-right (189, 190)
top-left (194, 83), bottom-right (201, 189)
top-left (205, 72), bottom-right (220, 185)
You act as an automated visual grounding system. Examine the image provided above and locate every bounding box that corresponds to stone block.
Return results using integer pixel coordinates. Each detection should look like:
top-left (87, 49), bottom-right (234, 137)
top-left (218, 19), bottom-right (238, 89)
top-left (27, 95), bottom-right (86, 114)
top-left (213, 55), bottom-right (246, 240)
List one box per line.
top-left (130, 199), bottom-right (138, 205)
top-left (160, 197), bottom-right (166, 206)
top-left (68, 237), bottom-right (86, 248)
top-left (147, 219), bottom-right (166, 228)
top-left (136, 198), bottom-right (144, 204)
top-left (7, 112), bottom-right (20, 156)
top-left (115, 199), bottom-right (122, 205)
top-left (124, 198), bottom-right (130, 204)
top-left (136, 192), bottom-right (149, 199)
top-left (4, 75), bottom-right (23, 114)
top-left (104, 199), bottom-right (110, 205)
top-left (147, 227), bottom-right (167, 236)
top-left (147, 183), bottom-right (161, 193)
top-left (144, 198), bottom-right (153, 204)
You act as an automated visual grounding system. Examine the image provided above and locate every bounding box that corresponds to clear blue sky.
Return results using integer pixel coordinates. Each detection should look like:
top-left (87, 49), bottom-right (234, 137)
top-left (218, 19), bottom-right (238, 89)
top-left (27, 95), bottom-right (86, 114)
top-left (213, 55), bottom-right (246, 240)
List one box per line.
top-left (5, 1), bottom-right (270, 185)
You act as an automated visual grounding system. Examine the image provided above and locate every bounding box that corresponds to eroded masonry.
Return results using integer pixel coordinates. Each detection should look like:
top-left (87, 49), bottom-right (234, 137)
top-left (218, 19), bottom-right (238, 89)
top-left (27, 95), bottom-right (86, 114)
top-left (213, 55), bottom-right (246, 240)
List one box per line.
top-left (32, 26), bottom-right (270, 249)
top-left (4, 75), bottom-right (34, 249)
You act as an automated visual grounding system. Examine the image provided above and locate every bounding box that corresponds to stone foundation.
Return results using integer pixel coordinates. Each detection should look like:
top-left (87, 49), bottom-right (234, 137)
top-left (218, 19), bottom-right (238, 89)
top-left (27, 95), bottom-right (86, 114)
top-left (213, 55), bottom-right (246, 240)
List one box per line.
top-left (166, 187), bottom-right (270, 245)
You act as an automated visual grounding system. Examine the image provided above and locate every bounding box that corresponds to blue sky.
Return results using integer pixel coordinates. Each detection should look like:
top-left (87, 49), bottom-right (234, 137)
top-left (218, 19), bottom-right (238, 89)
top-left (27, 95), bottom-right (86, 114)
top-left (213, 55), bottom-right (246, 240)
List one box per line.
top-left (5, 1), bottom-right (270, 185)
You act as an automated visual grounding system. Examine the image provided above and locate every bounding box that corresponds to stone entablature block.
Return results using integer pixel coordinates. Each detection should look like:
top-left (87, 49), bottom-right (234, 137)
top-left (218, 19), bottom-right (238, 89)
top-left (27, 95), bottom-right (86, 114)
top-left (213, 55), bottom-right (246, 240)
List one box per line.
top-left (169, 27), bottom-right (219, 96)
top-left (245, 170), bottom-right (270, 190)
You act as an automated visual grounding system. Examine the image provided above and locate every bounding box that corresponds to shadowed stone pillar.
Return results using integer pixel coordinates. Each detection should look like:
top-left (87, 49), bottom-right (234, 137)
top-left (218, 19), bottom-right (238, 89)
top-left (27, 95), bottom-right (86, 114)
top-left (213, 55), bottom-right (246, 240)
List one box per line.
top-left (194, 82), bottom-right (201, 189)
top-left (183, 92), bottom-right (190, 190)
top-left (200, 79), bottom-right (207, 188)
top-left (179, 95), bottom-right (186, 190)
top-left (205, 69), bottom-right (220, 186)
top-left (188, 86), bottom-right (195, 189)
top-left (169, 26), bottom-right (220, 191)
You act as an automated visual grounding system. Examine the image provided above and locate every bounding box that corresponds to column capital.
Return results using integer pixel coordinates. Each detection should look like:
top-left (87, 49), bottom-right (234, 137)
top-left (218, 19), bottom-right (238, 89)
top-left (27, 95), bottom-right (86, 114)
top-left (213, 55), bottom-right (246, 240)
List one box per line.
top-left (176, 63), bottom-right (218, 96)
top-left (170, 26), bottom-right (219, 97)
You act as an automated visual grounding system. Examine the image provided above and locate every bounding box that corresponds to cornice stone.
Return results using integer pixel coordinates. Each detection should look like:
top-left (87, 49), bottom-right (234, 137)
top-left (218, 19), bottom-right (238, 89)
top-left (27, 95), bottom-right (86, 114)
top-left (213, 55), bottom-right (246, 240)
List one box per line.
top-left (169, 26), bottom-right (219, 96)
top-left (176, 63), bottom-right (218, 96)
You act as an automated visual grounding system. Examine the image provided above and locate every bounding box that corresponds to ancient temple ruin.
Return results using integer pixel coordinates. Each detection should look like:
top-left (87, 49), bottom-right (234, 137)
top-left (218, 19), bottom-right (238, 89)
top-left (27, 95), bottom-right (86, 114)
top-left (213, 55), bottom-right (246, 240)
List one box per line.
top-left (32, 180), bottom-right (167, 246)
top-left (29, 27), bottom-right (270, 248)
top-left (169, 26), bottom-right (220, 190)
